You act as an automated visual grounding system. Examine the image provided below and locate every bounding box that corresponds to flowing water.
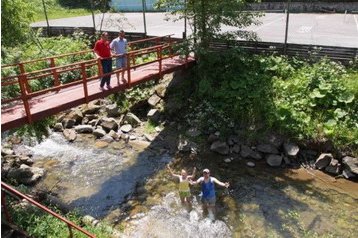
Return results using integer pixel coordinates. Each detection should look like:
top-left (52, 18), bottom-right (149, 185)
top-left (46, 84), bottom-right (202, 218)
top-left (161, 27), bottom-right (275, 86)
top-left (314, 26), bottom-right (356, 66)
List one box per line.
top-left (17, 132), bottom-right (358, 238)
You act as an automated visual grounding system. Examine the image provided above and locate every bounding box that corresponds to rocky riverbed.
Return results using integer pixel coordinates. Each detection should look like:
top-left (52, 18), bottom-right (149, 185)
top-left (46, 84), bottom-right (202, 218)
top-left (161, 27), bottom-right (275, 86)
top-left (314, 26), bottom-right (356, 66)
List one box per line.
top-left (2, 72), bottom-right (358, 237)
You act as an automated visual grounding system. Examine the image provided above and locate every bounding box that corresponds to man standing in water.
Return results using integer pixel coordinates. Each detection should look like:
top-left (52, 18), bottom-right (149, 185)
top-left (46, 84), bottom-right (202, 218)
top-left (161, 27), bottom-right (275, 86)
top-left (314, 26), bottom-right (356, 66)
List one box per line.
top-left (110, 30), bottom-right (128, 84)
top-left (93, 32), bottom-right (112, 90)
top-left (190, 168), bottom-right (229, 219)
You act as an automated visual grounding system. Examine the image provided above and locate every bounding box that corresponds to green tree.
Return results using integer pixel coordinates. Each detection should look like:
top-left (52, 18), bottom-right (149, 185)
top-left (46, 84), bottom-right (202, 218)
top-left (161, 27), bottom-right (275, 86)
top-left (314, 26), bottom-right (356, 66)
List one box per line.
top-left (157, 0), bottom-right (260, 49)
top-left (1, 0), bottom-right (35, 46)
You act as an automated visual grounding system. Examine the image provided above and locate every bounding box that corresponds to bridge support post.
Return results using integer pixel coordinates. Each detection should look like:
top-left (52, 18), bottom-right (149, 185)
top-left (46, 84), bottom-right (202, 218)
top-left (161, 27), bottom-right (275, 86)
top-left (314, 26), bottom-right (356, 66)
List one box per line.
top-left (81, 63), bottom-right (89, 103)
top-left (126, 53), bottom-right (131, 87)
top-left (18, 74), bottom-right (32, 124)
top-left (49, 58), bottom-right (60, 89)
top-left (157, 46), bottom-right (163, 84)
top-left (19, 63), bottom-right (31, 94)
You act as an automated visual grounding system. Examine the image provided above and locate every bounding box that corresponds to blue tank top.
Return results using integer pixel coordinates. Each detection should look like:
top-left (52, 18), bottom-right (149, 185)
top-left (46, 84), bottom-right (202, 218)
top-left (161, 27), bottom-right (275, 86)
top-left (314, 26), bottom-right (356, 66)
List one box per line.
top-left (202, 177), bottom-right (215, 199)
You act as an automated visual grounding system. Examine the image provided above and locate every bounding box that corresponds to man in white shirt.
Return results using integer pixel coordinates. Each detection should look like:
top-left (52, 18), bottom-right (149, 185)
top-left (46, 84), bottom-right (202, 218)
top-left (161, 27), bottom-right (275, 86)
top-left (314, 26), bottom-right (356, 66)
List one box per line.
top-left (110, 30), bottom-right (128, 83)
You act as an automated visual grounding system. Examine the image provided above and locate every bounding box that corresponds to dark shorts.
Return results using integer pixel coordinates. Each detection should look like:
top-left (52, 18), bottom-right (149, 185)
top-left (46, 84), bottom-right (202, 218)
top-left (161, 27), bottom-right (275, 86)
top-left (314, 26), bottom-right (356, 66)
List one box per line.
top-left (201, 196), bottom-right (216, 206)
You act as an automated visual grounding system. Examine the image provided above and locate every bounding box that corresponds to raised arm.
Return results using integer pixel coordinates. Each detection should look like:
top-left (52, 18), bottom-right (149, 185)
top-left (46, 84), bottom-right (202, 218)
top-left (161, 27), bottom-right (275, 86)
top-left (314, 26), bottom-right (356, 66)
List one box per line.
top-left (167, 164), bottom-right (180, 178)
top-left (188, 167), bottom-right (197, 180)
top-left (212, 177), bottom-right (230, 188)
top-left (190, 177), bottom-right (203, 186)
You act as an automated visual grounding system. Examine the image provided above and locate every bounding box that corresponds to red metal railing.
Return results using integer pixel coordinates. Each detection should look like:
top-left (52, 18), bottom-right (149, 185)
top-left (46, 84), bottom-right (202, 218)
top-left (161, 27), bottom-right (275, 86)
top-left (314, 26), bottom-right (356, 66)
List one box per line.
top-left (1, 181), bottom-right (96, 238)
top-left (1, 35), bottom-right (183, 126)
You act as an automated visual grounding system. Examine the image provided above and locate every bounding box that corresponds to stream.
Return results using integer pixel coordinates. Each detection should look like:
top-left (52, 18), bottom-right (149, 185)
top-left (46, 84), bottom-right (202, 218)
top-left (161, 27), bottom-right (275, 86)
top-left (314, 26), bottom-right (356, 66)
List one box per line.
top-left (16, 132), bottom-right (358, 238)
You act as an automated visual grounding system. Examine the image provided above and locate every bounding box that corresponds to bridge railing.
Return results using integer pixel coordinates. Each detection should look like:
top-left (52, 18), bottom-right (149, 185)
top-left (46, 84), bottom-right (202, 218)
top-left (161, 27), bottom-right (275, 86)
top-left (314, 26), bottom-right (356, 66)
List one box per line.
top-left (1, 35), bottom-right (182, 124)
top-left (1, 181), bottom-right (96, 238)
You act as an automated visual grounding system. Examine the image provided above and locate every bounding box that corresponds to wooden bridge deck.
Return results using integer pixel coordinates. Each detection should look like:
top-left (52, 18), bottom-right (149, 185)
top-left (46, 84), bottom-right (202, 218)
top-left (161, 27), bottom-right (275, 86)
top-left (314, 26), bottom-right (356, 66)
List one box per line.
top-left (1, 56), bottom-right (195, 131)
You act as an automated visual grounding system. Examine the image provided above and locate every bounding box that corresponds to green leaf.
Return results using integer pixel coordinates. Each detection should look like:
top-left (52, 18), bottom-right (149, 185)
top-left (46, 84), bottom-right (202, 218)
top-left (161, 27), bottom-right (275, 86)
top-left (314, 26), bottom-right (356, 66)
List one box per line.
top-left (324, 119), bottom-right (337, 128)
top-left (337, 93), bottom-right (355, 104)
top-left (334, 108), bottom-right (347, 119)
top-left (309, 89), bottom-right (325, 98)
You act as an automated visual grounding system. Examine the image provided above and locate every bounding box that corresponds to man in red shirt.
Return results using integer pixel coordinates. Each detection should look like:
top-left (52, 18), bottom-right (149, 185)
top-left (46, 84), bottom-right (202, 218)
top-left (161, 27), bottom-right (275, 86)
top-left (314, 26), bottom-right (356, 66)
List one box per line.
top-left (94, 32), bottom-right (112, 90)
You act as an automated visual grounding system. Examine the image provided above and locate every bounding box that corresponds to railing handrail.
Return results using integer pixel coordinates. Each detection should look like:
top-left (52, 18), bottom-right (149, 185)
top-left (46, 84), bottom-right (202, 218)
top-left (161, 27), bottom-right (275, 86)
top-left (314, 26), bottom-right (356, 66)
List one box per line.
top-left (1, 181), bottom-right (96, 238)
top-left (1, 35), bottom-right (175, 69)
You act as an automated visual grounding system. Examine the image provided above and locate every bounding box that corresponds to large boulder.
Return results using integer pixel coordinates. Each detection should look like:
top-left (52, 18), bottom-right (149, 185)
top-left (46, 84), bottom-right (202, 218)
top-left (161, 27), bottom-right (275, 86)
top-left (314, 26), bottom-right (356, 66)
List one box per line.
top-left (74, 125), bottom-right (93, 134)
top-left (325, 159), bottom-right (341, 175)
top-left (7, 164), bottom-right (45, 185)
top-left (100, 118), bottom-right (119, 132)
top-left (155, 84), bottom-right (167, 98)
top-left (266, 154), bottom-right (283, 167)
top-left (63, 129), bottom-right (77, 142)
top-left (66, 109), bottom-right (83, 124)
top-left (124, 113), bottom-right (142, 127)
top-left (62, 118), bottom-right (76, 129)
top-left (210, 141), bottom-right (229, 155)
top-left (283, 142), bottom-right (300, 157)
top-left (120, 124), bottom-right (133, 133)
top-left (82, 102), bottom-right (101, 115)
top-left (315, 153), bottom-right (333, 170)
top-left (257, 144), bottom-right (279, 155)
top-left (342, 156), bottom-right (358, 175)
top-left (53, 123), bottom-right (64, 132)
top-left (93, 128), bottom-right (106, 138)
top-left (147, 109), bottom-right (160, 122)
top-left (240, 145), bottom-right (262, 160)
top-left (148, 94), bottom-right (161, 107)
top-left (108, 130), bottom-right (119, 140)
top-left (106, 104), bottom-right (121, 117)
top-left (1, 148), bottom-right (14, 156)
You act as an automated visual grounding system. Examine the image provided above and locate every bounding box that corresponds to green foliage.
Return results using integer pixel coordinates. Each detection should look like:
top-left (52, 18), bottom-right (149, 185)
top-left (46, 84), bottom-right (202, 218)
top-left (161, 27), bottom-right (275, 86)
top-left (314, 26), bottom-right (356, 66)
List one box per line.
top-left (8, 199), bottom-right (112, 238)
top-left (2, 32), bottom-right (94, 93)
top-left (1, 0), bottom-right (35, 46)
top-left (109, 81), bottom-right (156, 112)
top-left (192, 48), bottom-right (357, 151)
top-left (13, 117), bottom-right (56, 142)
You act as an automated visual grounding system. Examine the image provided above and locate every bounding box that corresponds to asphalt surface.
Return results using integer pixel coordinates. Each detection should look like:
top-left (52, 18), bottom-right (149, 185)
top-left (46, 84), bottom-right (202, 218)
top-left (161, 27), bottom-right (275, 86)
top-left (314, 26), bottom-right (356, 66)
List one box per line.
top-left (31, 12), bottom-right (358, 47)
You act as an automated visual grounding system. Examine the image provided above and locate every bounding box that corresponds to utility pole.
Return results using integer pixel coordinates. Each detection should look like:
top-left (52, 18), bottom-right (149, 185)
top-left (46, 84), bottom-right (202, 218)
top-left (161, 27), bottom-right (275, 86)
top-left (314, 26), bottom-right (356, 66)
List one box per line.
top-left (90, 0), bottom-right (96, 34)
top-left (142, 0), bottom-right (147, 36)
top-left (284, 0), bottom-right (291, 55)
top-left (183, 0), bottom-right (187, 39)
top-left (42, 0), bottom-right (50, 36)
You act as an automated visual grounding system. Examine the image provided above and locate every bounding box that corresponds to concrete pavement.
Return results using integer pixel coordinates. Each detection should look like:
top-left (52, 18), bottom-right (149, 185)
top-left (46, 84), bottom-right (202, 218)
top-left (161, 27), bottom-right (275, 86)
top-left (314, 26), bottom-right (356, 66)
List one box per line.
top-left (31, 12), bottom-right (358, 47)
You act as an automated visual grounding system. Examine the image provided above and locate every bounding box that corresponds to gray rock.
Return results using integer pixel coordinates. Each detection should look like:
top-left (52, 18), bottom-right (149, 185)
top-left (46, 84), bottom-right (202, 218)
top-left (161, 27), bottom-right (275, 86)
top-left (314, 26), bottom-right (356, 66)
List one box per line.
top-left (100, 135), bottom-right (114, 143)
top-left (148, 94), bottom-right (161, 107)
top-left (186, 127), bottom-right (201, 137)
top-left (82, 215), bottom-right (96, 226)
top-left (210, 141), bottom-right (230, 155)
top-left (1, 148), bottom-right (14, 156)
top-left (100, 118), bottom-right (119, 132)
top-left (265, 134), bottom-right (284, 148)
top-left (53, 123), bottom-right (64, 132)
top-left (315, 153), bottom-right (333, 170)
top-left (325, 159), bottom-right (341, 175)
top-left (257, 144), bottom-right (279, 154)
top-left (130, 135), bottom-right (137, 140)
top-left (93, 128), bottom-right (106, 138)
top-left (62, 118), bottom-right (76, 128)
top-left (342, 156), bottom-right (358, 174)
top-left (66, 109), bottom-right (83, 123)
top-left (283, 142), bottom-right (300, 157)
top-left (283, 156), bottom-right (291, 165)
top-left (82, 102), bottom-right (101, 115)
top-left (124, 113), bottom-right (142, 127)
top-left (207, 134), bottom-right (219, 144)
top-left (155, 126), bottom-right (162, 132)
top-left (144, 134), bottom-right (154, 142)
top-left (232, 144), bottom-right (240, 154)
top-left (74, 125), bottom-right (93, 134)
top-left (147, 109), bottom-right (160, 122)
top-left (105, 104), bottom-right (121, 117)
top-left (155, 84), bottom-right (167, 98)
top-left (19, 156), bottom-right (34, 166)
top-left (240, 145), bottom-right (262, 160)
top-left (246, 161), bottom-right (255, 167)
top-left (266, 154), bottom-right (283, 167)
top-left (85, 114), bottom-right (99, 121)
top-left (342, 169), bottom-right (356, 179)
top-left (120, 124), bottom-right (133, 133)
top-left (228, 135), bottom-right (239, 145)
top-left (7, 164), bottom-right (45, 185)
top-left (224, 158), bottom-right (232, 163)
top-left (88, 119), bottom-right (98, 127)
top-left (63, 129), bottom-right (77, 142)
top-left (108, 130), bottom-right (119, 140)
